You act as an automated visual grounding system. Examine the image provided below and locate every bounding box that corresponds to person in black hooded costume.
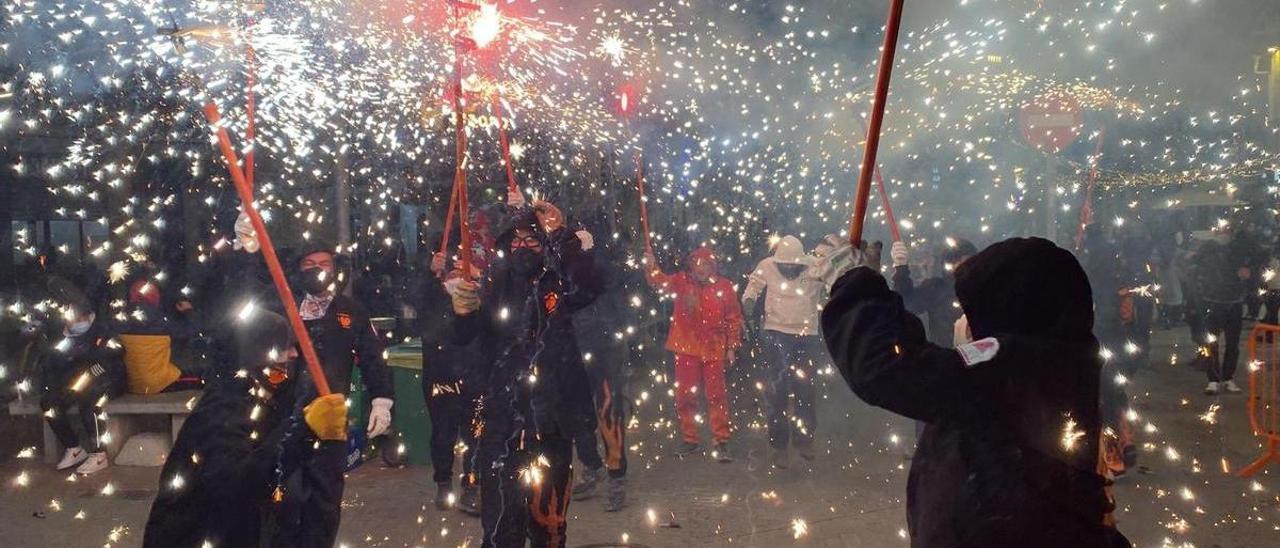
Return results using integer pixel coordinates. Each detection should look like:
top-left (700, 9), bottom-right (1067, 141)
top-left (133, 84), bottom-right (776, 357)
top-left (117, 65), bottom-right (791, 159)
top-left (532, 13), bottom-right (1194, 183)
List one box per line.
top-left (449, 193), bottom-right (601, 548)
top-left (282, 240), bottom-right (394, 547)
top-left (416, 231), bottom-right (483, 514)
top-left (143, 310), bottom-right (348, 548)
top-left (821, 237), bottom-right (1130, 548)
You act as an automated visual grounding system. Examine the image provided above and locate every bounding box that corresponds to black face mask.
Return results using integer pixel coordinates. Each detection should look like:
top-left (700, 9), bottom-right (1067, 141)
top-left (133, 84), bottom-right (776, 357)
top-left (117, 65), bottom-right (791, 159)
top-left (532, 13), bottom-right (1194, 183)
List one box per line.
top-left (300, 267), bottom-right (334, 295)
top-left (510, 248), bottom-right (544, 277)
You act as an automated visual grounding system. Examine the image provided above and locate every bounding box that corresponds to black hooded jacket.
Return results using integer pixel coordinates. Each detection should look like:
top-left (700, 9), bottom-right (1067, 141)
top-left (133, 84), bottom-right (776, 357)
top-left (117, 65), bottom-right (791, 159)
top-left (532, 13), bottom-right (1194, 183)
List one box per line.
top-left (143, 312), bottom-right (322, 548)
top-left (453, 210), bottom-right (602, 437)
top-left (891, 268), bottom-right (959, 346)
top-left (822, 238), bottom-right (1127, 548)
top-left (289, 244), bottom-right (394, 400)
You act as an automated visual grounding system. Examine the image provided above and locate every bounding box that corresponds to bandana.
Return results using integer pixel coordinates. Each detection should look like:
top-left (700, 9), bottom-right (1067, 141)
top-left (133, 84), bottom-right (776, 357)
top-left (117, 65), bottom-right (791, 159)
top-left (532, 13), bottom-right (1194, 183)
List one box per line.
top-left (299, 294), bottom-right (333, 321)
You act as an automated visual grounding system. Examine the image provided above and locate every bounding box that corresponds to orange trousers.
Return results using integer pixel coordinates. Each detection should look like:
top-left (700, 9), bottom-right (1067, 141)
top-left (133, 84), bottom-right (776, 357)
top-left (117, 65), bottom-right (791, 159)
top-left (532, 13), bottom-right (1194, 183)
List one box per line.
top-left (674, 353), bottom-right (731, 444)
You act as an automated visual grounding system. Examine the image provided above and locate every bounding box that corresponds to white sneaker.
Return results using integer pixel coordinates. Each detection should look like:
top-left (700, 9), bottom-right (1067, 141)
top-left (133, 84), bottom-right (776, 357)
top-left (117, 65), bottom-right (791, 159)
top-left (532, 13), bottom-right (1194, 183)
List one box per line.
top-left (1223, 380), bottom-right (1243, 393)
top-left (75, 452), bottom-right (109, 475)
top-left (1204, 382), bottom-right (1221, 395)
top-left (56, 447), bottom-right (88, 471)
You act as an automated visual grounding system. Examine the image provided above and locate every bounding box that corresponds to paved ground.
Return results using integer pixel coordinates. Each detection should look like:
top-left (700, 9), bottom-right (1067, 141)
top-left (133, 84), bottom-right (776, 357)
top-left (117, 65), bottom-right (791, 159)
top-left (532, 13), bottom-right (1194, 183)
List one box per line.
top-left (3, 324), bottom-right (1279, 547)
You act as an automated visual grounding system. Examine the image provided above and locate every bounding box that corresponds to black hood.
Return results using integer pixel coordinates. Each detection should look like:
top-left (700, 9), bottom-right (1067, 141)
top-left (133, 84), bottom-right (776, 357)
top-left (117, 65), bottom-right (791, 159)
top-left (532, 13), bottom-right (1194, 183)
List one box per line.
top-left (289, 240), bottom-right (351, 295)
top-left (954, 237), bottom-right (1094, 343)
top-left (233, 309), bottom-right (296, 371)
top-left (941, 238), bottom-right (979, 268)
top-left (494, 207), bottom-right (544, 251)
top-left (292, 240), bottom-right (337, 269)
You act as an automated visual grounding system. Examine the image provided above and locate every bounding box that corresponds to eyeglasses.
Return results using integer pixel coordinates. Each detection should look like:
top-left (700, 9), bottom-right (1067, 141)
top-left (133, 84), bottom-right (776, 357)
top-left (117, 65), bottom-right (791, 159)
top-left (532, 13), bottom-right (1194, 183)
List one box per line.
top-left (510, 236), bottom-right (542, 250)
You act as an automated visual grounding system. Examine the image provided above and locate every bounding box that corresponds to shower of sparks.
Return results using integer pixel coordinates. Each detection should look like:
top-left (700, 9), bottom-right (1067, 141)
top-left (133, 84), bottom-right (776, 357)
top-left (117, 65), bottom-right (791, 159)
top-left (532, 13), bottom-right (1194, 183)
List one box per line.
top-left (1, 0), bottom-right (1279, 546)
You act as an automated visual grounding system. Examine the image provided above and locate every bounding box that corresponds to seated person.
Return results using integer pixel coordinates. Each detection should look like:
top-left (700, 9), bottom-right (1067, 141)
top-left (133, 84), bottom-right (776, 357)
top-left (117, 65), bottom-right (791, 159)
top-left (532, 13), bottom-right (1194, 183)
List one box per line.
top-left (118, 278), bottom-right (202, 395)
top-left (40, 283), bottom-right (125, 476)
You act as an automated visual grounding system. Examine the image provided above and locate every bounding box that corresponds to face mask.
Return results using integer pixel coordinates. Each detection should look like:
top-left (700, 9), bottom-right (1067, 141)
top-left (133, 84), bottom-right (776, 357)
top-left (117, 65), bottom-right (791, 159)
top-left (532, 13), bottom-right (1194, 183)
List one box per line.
top-left (301, 267), bottom-right (333, 295)
top-left (510, 248), bottom-right (544, 276)
top-left (67, 317), bottom-right (93, 337)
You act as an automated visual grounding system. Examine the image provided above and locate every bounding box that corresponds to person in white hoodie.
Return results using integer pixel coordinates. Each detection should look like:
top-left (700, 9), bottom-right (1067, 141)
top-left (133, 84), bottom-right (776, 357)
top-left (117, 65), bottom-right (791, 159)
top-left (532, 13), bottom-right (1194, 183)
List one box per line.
top-left (743, 235), bottom-right (826, 468)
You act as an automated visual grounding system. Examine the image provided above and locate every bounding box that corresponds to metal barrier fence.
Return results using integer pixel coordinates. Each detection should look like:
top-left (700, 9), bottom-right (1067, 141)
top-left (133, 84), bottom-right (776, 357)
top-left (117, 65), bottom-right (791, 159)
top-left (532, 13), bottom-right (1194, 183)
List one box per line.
top-left (1239, 324), bottom-right (1280, 477)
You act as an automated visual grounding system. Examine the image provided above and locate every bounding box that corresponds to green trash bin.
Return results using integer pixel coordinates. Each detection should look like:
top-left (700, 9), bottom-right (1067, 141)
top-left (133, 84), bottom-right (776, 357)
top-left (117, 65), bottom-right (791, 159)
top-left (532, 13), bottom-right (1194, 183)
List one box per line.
top-left (386, 341), bottom-right (432, 466)
top-left (343, 342), bottom-right (432, 468)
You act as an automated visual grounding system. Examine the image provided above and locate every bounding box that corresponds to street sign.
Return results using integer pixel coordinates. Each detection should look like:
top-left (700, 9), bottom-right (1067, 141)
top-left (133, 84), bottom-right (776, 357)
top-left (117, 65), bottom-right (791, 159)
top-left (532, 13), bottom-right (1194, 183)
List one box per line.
top-left (1018, 92), bottom-right (1083, 154)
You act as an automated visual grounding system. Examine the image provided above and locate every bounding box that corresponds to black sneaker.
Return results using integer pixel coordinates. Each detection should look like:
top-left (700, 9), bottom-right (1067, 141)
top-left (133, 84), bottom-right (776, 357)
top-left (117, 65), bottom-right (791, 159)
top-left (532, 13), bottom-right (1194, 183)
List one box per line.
top-left (674, 441), bottom-right (701, 457)
top-left (457, 485), bottom-right (481, 517)
top-left (604, 476), bottom-right (627, 512)
top-left (712, 442), bottom-right (733, 463)
top-left (573, 466), bottom-right (606, 501)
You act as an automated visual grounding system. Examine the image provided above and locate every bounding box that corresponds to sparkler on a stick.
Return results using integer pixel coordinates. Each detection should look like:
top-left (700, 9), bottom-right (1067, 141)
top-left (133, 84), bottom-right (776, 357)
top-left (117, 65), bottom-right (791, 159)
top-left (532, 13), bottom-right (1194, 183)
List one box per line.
top-left (848, 0), bottom-right (907, 248)
top-left (619, 89), bottom-right (653, 254)
top-left (162, 18), bottom-right (331, 396)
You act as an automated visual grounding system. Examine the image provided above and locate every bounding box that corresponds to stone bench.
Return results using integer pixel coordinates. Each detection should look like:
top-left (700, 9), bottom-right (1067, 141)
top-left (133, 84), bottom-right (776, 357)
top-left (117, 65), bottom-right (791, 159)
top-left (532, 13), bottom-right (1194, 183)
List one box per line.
top-left (7, 390), bottom-right (202, 465)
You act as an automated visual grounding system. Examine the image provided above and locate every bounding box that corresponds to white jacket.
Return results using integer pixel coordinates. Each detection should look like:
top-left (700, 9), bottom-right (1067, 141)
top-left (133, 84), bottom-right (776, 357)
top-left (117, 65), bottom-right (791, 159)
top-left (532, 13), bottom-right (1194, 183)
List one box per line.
top-left (743, 236), bottom-right (825, 336)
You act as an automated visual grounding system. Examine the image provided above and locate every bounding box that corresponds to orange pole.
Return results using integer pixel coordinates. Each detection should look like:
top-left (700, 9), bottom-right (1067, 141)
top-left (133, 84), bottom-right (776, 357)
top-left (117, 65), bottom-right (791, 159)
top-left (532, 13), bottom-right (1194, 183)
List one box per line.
top-left (1074, 127), bottom-right (1107, 252)
top-left (635, 148), bottom-right (652, 254)
top-left (438, 180), bottom-right (460, 279)
top-left (621, 107), bottom-right (652, 254)
top-left (203, 103), bottom-right (331, 396)
top-left (450, 3), bottom-right (473, 280)
top-left (848, 0), bottom-right (907, 247)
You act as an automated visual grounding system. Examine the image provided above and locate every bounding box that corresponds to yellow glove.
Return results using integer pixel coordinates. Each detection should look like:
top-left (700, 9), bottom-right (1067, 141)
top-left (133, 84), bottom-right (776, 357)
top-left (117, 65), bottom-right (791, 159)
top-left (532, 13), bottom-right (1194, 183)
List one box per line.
top-left (448, 278), bottom-right (481, 315)
top-left (304, 394), bottom-right (348, 442)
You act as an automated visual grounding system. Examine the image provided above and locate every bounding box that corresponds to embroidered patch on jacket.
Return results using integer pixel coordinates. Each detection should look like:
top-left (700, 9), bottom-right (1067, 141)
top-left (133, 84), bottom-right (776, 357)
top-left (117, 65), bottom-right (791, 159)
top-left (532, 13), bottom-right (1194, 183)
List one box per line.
top-left (956, 337), bottom-right (1000, 367)
top-left (337, 312), bottom-right (352, 329)
top-left (543, 292), bottom-right (561, 314)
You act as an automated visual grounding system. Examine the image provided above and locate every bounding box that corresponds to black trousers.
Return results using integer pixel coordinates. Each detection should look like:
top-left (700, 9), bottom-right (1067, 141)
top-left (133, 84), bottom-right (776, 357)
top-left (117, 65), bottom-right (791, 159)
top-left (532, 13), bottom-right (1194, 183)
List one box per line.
top-left (273, 441), bottom-right (346, 548)
top-left (477, 409), bottom-right (574, 548)
top-left (422, 355), bottom-right (479, 485)
top-left (572, 344), bottom-right (628, 479)
top-left (1204, 301), bottom-right (1244, 382)
top-left (760, 330), bottom-right (819, 450)
top-left (40, 365), bottom-right (123, 452)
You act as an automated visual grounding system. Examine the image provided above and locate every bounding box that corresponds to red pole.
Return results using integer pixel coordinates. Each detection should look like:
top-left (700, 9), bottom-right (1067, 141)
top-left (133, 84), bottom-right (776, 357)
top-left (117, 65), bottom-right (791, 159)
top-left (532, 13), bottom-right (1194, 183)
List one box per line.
top-left (857, 117), bottom-right (901, 242)
top-left (203, 103), bottom-right (331, 397)
top-left (492, 92), bottom-right (519, 194)
top-left (848, 0), bottom-right (907, 247)
top-left (451, 7), bottom-right (473, 280)
top-left (1075, 126), bottom-right (1106, 252)
top-left (635, 148), bottom-right (652, 254)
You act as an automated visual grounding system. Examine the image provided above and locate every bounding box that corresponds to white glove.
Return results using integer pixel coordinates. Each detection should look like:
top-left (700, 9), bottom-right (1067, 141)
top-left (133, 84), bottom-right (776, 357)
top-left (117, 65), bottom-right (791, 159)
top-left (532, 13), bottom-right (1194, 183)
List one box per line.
top-left (507, 188), bottom-right (526, 209)
top-left (366, 397), bottom-right (393, 438)
top-left (233, 211), bottom-right (260, 253)
top-left (575, 229), bottom-right (594, 251)
top-left (891, 241), bottom-right (909, 268)
top-left (828, 241), bottom-right (866, 280)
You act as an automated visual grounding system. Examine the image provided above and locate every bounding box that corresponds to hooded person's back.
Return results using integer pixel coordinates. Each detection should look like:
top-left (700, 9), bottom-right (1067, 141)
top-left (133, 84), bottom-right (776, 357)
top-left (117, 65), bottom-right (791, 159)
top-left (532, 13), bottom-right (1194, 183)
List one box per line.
top-left (822, 237), bottom-right (1127, 548)
top-left (143, 311), bottom-right (303, 548)
top-left (743, 235), bottom-right (824, 336)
